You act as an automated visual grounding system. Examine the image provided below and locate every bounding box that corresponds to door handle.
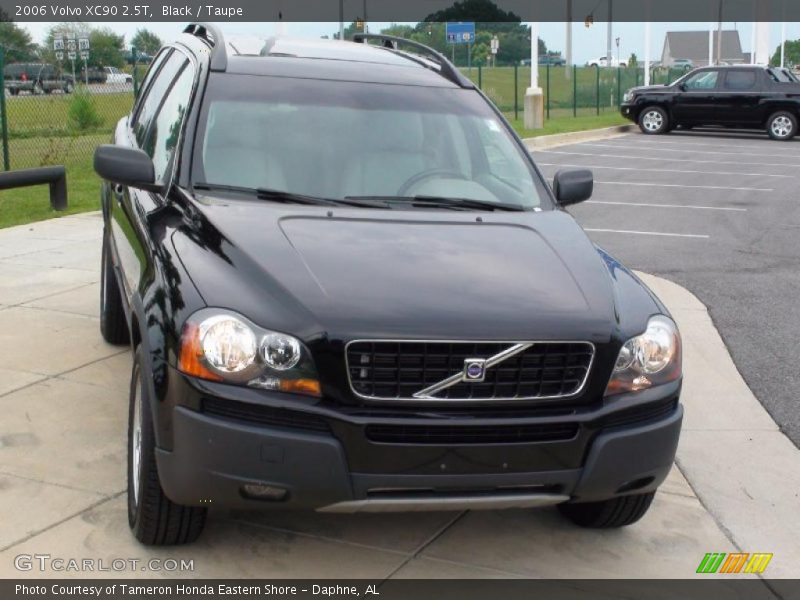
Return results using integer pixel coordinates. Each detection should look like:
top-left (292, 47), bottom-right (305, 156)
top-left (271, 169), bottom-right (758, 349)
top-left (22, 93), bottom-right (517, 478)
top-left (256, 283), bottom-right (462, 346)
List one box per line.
top-left (113, 184), bottom-right (124, 199)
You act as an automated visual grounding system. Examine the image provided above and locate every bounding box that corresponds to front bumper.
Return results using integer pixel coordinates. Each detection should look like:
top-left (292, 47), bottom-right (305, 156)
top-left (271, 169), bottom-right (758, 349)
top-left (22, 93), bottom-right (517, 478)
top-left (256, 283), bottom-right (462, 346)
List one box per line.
top-left (620, 103), bottom-right (636, 121)
top-left (155, 373), bottom-right (683, 511)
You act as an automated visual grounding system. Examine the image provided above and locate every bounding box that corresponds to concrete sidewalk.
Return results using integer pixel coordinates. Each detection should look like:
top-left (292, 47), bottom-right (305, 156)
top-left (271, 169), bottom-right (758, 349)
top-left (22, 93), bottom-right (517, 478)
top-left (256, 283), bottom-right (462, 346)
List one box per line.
top-left (0, 213), bottom-right (797, 580)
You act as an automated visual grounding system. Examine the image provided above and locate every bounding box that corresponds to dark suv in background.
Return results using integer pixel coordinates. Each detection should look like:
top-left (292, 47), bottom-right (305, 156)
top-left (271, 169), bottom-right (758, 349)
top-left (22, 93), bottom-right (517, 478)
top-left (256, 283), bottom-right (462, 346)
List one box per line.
top-left (95, 24), bottom-right (683, 545)
top-left (4, 62), bottom-right (74, 95)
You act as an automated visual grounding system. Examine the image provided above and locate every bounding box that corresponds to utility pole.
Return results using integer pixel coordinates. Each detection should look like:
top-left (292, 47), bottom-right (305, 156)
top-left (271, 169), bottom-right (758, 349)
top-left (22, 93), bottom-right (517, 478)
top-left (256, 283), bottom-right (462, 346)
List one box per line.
top-left (606, 0), bottom-right (613, 65)
top-left (565, 0), bottom-right (572, 72)
top-left (716, 0), bottom-right (723, 65)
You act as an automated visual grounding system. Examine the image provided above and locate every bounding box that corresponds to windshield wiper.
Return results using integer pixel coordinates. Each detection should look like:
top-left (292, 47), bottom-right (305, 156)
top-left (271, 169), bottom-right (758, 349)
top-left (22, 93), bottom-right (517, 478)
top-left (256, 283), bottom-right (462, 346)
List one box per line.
top-left (345, 195), bottom-right (525, 212)
top-left (193, 183), bottom-right (338, 206)
top-left (193, 183), bottom-right (392, 208)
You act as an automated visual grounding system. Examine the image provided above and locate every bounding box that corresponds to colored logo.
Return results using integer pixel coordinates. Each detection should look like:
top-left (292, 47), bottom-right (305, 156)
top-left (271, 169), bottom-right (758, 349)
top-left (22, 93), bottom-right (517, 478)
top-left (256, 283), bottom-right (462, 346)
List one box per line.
top-left (696, 553), bottom-right (773, 574)
top-left (463, 358), bottom-right (487, 382)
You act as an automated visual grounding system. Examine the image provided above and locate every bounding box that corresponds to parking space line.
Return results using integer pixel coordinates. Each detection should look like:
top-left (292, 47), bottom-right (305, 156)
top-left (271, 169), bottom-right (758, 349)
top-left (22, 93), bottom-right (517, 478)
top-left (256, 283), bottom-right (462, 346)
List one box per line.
top-left (601, 137), bottom-right (800, 152)
top-left (539, 150), bottom-right (794, 169)
top-left (593, 180), bottom-right (773, 192)
top-left (586, 200), bottom-right (746, 212)
top-left (537, 162), bottom-right (792, 179)
top-left (584, 228), bottom-right (710, 239)
top-left (577, 142), bottom-right (800, 161)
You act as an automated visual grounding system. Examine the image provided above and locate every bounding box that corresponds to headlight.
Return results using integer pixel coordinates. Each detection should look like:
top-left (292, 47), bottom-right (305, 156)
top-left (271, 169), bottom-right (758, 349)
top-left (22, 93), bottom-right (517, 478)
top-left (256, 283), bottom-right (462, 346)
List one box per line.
top-left (622, 90), bottom-right (634, 103)
top-left (178, 309), bottom-right (321, 397)
top-left (605, 315), bottom-right (681, 395)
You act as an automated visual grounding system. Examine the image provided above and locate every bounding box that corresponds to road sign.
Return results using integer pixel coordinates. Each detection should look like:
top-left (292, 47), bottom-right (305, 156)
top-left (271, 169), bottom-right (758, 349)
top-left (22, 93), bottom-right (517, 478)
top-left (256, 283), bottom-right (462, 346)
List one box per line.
top-left (78, 38), bottom-right (90, 51)
top-left (55, 51), bottom-right (64, 61)
top-left (80, 50), bottom-right (89, 60)
top-left (53, 38), bottom-right (64, 51)
top-left (68, 51), bottom-right (77, 60)
top-left (446, 22), bottom-right (475, 44)
top-left (66, 39), bottom-right (77, 52)
top-left (491, 35), bottom-right (499, 54)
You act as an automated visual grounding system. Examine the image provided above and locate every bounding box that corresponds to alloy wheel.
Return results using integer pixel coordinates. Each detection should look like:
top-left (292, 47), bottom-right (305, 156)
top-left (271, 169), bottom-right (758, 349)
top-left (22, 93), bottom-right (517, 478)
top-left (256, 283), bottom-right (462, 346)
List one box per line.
top-left (771, 116), bottom-right (793, 138)
top-left (642, 110), bottom-right (664, 132)
top-left (130, 375), bottom-right (143, 506)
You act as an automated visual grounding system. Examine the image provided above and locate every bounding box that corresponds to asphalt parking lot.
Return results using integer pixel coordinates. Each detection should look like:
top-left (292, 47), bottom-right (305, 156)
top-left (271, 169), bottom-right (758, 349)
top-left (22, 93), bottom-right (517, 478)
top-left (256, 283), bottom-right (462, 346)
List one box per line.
top-left (533, 129), bottom-right (800, 447)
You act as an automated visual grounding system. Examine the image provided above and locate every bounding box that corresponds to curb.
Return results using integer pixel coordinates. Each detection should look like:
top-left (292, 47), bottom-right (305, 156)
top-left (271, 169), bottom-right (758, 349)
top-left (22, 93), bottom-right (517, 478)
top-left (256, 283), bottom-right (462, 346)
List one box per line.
top-left (637, 271), bottom-right (800, 578)
top-left (522, 124), bottom-right (635, 150)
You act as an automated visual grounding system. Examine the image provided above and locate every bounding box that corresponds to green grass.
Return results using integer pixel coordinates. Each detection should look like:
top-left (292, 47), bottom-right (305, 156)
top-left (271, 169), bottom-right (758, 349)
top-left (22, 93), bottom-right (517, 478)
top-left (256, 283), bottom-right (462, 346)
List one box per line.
top-left (5, 89), bottom-right (132, 138)
top-left (507, 112), bottom-right (628, 139)
top-left (0, 136), bottom-right (101, 229)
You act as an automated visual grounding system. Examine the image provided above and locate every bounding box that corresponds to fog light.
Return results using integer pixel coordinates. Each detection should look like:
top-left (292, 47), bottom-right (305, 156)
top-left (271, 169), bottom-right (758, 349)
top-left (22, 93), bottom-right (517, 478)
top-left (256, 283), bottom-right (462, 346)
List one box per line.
top-left (240, 483), bottom-right (288, 502)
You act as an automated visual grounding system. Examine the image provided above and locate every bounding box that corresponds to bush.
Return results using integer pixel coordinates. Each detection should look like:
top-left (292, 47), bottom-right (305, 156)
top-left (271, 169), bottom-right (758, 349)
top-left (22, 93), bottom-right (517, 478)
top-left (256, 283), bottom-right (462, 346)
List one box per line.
top-left (67, 88), bottom-right (103, 132)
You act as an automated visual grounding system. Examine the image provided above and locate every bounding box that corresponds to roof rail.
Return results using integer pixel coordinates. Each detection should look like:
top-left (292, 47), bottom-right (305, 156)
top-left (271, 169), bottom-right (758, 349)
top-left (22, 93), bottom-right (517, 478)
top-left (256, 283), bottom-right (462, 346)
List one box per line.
top-left (352, 33), bottom-right (473, 88)
top-left (183, 23), bottom-right (227, 72)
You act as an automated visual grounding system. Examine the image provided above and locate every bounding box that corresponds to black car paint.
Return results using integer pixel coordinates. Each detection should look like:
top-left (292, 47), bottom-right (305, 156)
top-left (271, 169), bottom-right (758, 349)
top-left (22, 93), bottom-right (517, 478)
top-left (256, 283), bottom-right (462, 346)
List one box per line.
top-left (621, 65), bottom-right (800, 129)
top-left (100, 32), bottom-right (681, 510)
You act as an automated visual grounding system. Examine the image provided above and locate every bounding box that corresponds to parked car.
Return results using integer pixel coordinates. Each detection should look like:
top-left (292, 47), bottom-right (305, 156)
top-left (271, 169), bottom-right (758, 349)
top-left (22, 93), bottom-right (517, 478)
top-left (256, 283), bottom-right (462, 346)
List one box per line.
top-left (539, 53), bottom-right (566, 66)
top-left (94, 24), bottom-right (683, 545)
top-left (3, 63), bottom-right (74, 95)
top-left (621, 65), bottom-right (800, 140)
top-left (671, 58), bottom-right (694, 70)
top-left (103, 66), bottom-right (133, 84)
top-left (81, 66), bottom-right (108, 84)
top-left (587, 56), bottom-right (622, 68)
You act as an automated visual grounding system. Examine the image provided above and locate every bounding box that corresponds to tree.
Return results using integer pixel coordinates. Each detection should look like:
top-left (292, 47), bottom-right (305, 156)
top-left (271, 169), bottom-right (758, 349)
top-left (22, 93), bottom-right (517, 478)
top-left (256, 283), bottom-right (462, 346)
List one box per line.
top-left (131, 29), bottom-right (162, 55)
top-left (88, 28), bottom-right (125, 68)
top-left (771, 40), bottom-right (800, 67)
top-left (0, 20), bottom-right (36, 62)
top-left (628, 52), bottom-right (638, 68)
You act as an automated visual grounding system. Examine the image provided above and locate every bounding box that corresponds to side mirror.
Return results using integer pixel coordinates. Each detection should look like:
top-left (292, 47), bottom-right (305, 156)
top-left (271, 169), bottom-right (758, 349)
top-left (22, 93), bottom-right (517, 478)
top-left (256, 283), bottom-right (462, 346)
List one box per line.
top-left (553, 169), bottom-right (593, 206)
top-left (94, 144), bottom-right (160, 193)
top-left (678, 82), bottom-right (687, 91)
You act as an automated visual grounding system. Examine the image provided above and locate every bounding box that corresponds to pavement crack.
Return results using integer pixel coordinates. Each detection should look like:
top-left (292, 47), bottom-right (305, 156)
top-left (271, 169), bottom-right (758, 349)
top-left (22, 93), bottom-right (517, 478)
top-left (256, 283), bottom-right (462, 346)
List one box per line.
top-left (380, 510), bottom-right (468, 581)
top-left (0, 491), bottom-right (124, 554)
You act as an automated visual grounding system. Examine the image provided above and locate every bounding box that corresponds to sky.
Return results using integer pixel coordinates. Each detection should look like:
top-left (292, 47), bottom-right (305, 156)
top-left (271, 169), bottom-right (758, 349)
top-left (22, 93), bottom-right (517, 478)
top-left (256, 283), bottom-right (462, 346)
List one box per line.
top-left (17, 21), bottom-right (800, 65)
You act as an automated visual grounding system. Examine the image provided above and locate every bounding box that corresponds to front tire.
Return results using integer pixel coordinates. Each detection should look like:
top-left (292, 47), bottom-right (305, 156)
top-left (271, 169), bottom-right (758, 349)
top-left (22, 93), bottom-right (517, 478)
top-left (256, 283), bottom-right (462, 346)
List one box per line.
top-left (100, 233), bottom-right (130, 345)
top-left (128, 348), bottom-right (207, 545)
top-left (638, 106), bottom-right (669, 135)
top-left (767, 111), bottom-right (797, 141)
top-left (558, 492), bottom-right (655, 528)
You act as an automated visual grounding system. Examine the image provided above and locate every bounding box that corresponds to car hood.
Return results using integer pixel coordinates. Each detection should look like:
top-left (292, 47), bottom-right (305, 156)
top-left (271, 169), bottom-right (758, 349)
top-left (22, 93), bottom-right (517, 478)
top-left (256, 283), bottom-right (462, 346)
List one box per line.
top-left (627, 84), bottom-right (671, 95)
top-left (174, 201), bottom-right (635, 343)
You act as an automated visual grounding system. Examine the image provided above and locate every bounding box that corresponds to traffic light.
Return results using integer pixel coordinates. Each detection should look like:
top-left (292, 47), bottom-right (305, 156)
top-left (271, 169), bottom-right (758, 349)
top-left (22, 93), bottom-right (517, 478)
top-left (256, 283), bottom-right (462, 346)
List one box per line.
top-left (585, 14), bottom-right (594, 27)
top-left (356, 18), bottom-right (364, 31)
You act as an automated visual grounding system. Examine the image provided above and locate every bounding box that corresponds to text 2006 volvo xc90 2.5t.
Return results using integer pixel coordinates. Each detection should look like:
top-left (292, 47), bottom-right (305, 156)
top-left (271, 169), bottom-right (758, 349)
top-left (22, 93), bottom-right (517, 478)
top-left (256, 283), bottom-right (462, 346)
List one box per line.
top-left (94, 24), bottom-right (683, 545)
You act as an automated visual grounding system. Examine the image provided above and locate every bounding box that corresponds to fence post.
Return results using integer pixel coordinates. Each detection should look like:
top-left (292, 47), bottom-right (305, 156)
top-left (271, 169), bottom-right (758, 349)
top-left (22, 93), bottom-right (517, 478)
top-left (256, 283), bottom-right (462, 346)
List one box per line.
top-left (595, 65), bottom-right (600, 116)
top-left (513, 64), bottom-right (519, 121)
top-left (636, 68), bottom-right (640, 87)
top-left (478, 64), bottom-right (482, 88)
top-left (546, 63), bottom-right (550, 120)
top-left (0, 46), bottom-right (9, 171)
top-left (617, 65), bottom-right (622, 107)
top-left (572, 64), bottom-right (577, 117)
top-left (132, 47), bottom-right (139, 97)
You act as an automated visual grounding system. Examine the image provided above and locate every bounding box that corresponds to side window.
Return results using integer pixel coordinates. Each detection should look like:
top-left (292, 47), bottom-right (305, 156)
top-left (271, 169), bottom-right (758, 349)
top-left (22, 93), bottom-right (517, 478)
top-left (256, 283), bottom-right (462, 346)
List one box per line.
top-left (725, 70), bottom-right (757, 91)
top-left (132, 53), bottom-right (186, 148)
top-left (142, 65), bottom-right (195, 183)
top-left (131, 48), bottom-right (171, 115)
top-left (684, 70), bottom-right (719, 90)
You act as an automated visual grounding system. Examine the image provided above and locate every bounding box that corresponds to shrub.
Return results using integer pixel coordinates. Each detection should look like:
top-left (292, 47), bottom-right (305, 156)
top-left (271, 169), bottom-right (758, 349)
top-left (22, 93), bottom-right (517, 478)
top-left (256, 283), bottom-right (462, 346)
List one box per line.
top-left (67, 88), bottom-right (102, 132)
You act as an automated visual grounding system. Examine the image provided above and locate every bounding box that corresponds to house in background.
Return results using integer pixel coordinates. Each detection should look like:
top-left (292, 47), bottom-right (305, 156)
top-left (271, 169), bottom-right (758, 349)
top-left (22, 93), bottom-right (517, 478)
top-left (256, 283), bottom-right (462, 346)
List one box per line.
top-left (661, 30), bottom-right (745, 67)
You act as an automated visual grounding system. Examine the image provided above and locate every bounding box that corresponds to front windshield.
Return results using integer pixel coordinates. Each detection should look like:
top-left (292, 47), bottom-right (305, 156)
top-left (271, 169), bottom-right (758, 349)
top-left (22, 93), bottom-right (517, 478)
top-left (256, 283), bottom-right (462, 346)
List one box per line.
top-left (192, 73), bottom-right (548, 209)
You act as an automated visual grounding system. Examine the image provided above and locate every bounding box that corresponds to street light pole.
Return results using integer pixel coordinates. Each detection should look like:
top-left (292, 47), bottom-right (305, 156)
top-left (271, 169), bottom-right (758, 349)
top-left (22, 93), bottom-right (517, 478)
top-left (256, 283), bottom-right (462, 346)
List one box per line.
top-left (606, 0), bottom-right (613, 65)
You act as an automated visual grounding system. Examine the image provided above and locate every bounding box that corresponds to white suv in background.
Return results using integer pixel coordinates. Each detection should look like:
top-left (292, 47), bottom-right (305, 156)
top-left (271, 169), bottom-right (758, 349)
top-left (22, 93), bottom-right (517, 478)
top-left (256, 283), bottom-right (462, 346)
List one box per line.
top-left (587, 56), bottom-right (622, 68)
top-left (103, 66), bottom-right (133, 84)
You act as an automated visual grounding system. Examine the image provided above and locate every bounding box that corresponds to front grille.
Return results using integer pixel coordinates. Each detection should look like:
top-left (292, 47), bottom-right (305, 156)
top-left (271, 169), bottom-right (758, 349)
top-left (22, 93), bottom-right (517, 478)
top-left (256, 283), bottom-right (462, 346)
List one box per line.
top-left (365, 422), bottom-right (579, 445)
top-left (202, 398), bottom-right (331, 433)
top-left (346, 341), bottom-right (594, 401)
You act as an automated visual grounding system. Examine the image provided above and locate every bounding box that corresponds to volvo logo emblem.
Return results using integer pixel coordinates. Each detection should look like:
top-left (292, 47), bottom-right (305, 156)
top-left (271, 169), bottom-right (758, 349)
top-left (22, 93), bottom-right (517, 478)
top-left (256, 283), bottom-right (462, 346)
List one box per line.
top-left (463, 358), bottom-right (487, 382)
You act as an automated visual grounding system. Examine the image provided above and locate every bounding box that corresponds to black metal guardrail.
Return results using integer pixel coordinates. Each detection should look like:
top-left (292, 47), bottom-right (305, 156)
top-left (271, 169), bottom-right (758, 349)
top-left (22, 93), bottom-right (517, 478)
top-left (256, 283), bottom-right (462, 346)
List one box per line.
top-left (0, 165), bottom-right (68, 210)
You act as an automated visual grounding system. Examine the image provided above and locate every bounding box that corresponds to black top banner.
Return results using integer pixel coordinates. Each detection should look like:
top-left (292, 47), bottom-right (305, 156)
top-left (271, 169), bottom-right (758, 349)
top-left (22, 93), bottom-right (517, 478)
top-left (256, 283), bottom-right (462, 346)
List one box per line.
top-left (0, 0), bottom-right (797, 23)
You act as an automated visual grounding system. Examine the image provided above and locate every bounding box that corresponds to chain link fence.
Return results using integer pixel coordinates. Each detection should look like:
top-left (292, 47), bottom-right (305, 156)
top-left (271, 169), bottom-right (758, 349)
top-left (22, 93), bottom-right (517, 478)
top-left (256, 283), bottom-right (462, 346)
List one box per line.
top-left (0, 49), bottom-right (145, 173)
top-left (464, 64), bottom-right (692, 121)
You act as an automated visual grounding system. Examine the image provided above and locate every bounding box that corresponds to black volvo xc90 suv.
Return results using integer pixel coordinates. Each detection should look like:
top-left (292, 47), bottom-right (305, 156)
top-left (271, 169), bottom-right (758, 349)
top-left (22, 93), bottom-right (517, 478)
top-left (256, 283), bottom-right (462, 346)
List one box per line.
top-left (94, 24), bottom-right (683, 545)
